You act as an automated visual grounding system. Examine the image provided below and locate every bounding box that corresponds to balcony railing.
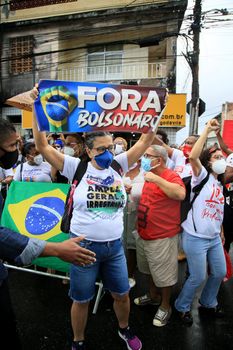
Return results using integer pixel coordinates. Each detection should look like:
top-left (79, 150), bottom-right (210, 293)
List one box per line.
top-left (59, 62), bottom-right (166, 82)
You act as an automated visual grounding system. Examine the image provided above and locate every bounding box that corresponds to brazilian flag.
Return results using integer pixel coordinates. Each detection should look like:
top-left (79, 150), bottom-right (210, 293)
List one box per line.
top-left (1, 181), bottom-right (70, 273)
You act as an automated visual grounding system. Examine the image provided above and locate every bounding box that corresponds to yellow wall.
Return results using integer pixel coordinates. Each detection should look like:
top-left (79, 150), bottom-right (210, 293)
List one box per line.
top-left (1, 0), bottom-right (168, 23)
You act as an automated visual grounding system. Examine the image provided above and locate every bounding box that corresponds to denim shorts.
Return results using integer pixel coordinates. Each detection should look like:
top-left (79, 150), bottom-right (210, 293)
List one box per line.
top-left (69, 235), bottom-right (130, 303)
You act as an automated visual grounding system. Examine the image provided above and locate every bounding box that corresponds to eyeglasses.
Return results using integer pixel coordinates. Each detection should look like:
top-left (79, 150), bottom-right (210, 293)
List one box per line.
top-left (211, 155), bottom-right (225, 160)
top-left (143, 153), bottom-right (160, 160)
top-left (66, 142), bottom-right (77, 148)
top-left (92, 145), bottom-right (115, 154)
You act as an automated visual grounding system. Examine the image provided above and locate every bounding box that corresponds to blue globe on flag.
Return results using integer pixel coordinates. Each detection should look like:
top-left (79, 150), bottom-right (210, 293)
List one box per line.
top-left (25, 197), bottom-right (64, 235)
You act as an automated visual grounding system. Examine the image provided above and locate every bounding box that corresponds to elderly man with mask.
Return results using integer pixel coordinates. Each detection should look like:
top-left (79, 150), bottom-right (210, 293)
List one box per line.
top-left (134, 145), bottom-right (185, 327)
top-left (0, 119), bottom-right (96, 348)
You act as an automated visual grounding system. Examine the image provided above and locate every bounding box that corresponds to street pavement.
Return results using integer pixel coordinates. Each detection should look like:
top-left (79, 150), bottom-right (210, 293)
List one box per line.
top-left (8, 251), bottom-right (233, 350)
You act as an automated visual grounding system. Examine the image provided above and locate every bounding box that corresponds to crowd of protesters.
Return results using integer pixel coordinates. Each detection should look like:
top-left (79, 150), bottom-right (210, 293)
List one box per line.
top-left (1, 104), bottom-right (233, 350)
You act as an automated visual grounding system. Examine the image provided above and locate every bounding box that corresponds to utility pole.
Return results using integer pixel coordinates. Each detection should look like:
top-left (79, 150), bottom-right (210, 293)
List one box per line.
top-left (188, 0), bottom-right (202, 135)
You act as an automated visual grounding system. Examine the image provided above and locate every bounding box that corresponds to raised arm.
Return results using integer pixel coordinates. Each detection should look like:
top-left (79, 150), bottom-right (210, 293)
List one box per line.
top-left (216, 131), bottom-right (233, 156)
top-left (189, 119), bottom-right (220, 177)
top-left (152, 135), bottom-right (174, 157)
top-left (126, 132), bottom-right (156, 168)
top-left (126, 105), bottom-right (169, 170)
top-left (31, 87), bottom-right (65, 171)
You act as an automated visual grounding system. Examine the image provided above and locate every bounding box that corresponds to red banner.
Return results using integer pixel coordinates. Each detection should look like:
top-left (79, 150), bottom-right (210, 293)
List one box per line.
top-left (223, 120), bottom-right (233, 150)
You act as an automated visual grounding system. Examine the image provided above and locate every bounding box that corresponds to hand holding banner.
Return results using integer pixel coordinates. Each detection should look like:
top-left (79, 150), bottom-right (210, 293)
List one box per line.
top-left (33, 80), bottom-right (168, 133)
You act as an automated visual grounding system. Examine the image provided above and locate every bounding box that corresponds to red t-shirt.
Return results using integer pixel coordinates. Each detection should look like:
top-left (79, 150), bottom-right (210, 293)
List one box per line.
top-left (138, 168), bottom-right (185, 240)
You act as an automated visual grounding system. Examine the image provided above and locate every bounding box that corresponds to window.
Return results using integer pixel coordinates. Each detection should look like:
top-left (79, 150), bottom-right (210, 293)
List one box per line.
top-left (10, 36), bottom-right (33, 75)
top-left (10, 0), bottom-right (77, 10)
top-left (87, 44), bottom-right (123, 80)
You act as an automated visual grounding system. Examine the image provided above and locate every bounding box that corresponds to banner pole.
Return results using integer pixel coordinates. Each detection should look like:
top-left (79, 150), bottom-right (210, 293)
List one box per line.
top-left (4, 263), bottom-right (69, 280)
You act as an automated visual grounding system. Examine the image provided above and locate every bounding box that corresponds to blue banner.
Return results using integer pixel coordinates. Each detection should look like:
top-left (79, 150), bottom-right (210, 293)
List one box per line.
top-left (34, 80), bottom-right (167, 133)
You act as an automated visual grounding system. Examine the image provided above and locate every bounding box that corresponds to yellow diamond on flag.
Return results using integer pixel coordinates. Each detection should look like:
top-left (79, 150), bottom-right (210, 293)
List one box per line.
top-left (8, 189), bottom-right (66, 240)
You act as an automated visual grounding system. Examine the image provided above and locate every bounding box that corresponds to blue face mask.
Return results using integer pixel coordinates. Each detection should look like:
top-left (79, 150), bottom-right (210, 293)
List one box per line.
top-left (141, 156), bottom-right (153, 172)
top-left (94, 150), bottom-right (114, 169)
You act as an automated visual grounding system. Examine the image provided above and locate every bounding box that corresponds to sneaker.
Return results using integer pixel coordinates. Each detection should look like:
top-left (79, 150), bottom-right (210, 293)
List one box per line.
top-left (134, 293), bottom-right (161, 306)
top-left (129, 277), bottom-right (136, 288)
top-left (72, 340), bottom-right (86, 350)
top-left (177, 310), bottom-right (193, 325)
top-left (118, 327), bottom-right (142, 350)
top-left (153, 307), bottom-right (172, 327)
top-left (198, 303), bottom-right (225, 318)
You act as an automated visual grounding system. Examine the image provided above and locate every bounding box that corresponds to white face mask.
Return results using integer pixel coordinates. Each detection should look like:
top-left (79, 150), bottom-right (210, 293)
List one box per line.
top-left (34, 154), bottom-right (43, 166)
top-left (114, 144), bottom-right (124, 155)
top-left (211, 159), bottom-right (227, 175)
top-left (63, 146), bottom-right (75, 157)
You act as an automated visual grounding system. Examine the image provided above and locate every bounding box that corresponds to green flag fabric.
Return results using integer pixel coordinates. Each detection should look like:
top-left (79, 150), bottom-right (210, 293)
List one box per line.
top-left (1, 181), bottom-right (70, 273)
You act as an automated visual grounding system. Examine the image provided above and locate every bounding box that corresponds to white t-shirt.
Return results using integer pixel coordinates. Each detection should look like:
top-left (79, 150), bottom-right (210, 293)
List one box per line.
top-left (182, 166), bottom-right (224, 239)
top-left (13, 162), bottom-right (52, 182)
top-left (171, 148), bottom-right (193, 178)
top-left (0, 167), bottom-right (14, 180)
top-left (166, 157), bottom-right (175, 170)
top-left (61, 153), bottom-right (128, 241)
top-left (123, 170), bottom-right (144, 213)
top-left (226, 153), bottom-right (233, 168)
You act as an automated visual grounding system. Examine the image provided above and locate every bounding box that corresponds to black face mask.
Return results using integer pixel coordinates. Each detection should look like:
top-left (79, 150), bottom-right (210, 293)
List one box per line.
top-left (0, 149), bottom-right (19, 169)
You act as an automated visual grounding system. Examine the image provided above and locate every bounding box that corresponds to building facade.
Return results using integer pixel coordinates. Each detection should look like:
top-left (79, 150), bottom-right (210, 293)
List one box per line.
top-left (0, 0), bottom-right (188, 142)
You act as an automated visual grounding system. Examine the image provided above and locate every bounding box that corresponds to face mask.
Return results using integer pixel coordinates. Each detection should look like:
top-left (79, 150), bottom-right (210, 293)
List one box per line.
top-left (0, 149), bottom-right (19, 169)
top-left (94, 150), bottom-right (113, 169)
top-left (182, 144), bottom-right (192, 158)
top-left (63, 146), bottom-right (75, 157)
top-left (114, 144), bottom-right (124, 155)
top-left (211, 159), bottom-right (227, 175)
top-left (141, 157), bottom-right (160, 172)
top-left (34, 154), bottom-right (43, 166)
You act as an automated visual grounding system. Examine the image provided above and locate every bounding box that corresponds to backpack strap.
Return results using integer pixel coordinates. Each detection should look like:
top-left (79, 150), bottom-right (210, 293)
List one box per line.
top-left (71, 160), bottom-right (88, 184)
top-left (191, 172), bottom-right (210, 205)
top-left (71, 159), bottom-right (123, 182)
top-left (110, 159), bottom-right (123, 176)
top-left (66, 161), bottom-right (88, 215)
top-left (20, 162), bottom-right (24, 181)
top-left (191, 172), bottom-right (210, 231)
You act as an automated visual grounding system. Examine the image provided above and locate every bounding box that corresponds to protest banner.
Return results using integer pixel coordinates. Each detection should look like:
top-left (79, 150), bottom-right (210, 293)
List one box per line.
top-left (32, 80), bottom-right (168, 133)
top-left (19, 93), bottom-right (186, 130)
top-left (6, 90), bottom-right (34, 112)
top-left (223, 120), bottom-right (233, 151)
top-left (1, 181), bottom-right (70, 273)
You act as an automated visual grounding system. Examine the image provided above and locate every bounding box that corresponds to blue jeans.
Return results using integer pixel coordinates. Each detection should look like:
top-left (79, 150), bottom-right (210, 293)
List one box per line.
top-left (175, 232), bottom-right (226, 312)
top-left (69, 237), bottom-right (130, 303)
